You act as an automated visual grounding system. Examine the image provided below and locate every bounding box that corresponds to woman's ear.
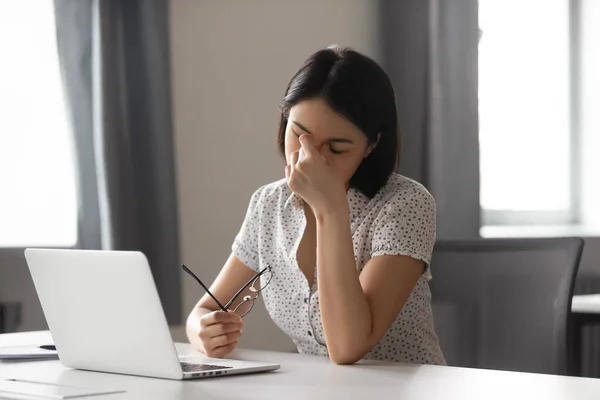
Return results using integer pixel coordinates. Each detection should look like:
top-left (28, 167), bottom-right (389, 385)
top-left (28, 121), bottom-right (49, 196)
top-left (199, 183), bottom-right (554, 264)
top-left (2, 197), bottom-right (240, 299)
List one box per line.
top-left (364, 133), bottom-right (381, 158)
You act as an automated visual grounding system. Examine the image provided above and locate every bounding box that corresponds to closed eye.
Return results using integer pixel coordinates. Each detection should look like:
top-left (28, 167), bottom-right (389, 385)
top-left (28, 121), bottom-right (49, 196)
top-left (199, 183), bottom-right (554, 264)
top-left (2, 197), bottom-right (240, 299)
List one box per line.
top-left (328, 145), bottom-right (343, 154)
top-left (292, 130), bottom-right (346, 155)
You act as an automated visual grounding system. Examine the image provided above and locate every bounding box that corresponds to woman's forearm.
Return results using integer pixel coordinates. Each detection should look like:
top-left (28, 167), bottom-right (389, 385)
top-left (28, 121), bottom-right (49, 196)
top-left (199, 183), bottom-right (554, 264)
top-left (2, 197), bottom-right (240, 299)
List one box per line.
top-left (315, 209), bottom-right (373, 364)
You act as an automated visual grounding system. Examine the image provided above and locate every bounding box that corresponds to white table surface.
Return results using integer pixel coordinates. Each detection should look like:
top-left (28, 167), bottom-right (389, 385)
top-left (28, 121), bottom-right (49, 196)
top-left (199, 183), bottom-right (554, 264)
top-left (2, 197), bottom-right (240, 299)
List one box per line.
top-left (572, 295), bottom-right (600, 314)
top-left (2, 331), bottom-right (600, 400)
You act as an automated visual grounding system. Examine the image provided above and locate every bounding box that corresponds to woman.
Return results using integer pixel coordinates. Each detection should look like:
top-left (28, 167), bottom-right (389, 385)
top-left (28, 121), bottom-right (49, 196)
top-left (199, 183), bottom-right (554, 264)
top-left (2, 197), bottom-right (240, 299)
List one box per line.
top-left (186, 45), bottom-right (445, 365)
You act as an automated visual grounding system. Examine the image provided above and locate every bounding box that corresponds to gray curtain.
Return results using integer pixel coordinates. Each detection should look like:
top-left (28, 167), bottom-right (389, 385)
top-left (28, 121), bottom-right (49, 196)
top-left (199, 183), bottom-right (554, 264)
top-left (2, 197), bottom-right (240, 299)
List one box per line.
top-left (53, 0), bottom-right (181, 324)
top-left (380, 0), bottom-right (480, 240)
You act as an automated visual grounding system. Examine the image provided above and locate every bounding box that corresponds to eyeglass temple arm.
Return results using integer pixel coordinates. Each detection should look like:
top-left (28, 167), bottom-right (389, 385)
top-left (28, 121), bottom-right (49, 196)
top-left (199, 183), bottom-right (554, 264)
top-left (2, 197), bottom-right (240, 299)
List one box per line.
top-left (224, 266), bottom-right (270, 310)
top-left (181, 264), bottom-right (228, 312)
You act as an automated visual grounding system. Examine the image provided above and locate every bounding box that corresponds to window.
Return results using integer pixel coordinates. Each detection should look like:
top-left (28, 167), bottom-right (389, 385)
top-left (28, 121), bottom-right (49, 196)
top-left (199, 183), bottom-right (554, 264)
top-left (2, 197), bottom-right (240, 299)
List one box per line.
top-left (0, 2), bottom-right (77, 247)
top-left (479, 0), bottom-right (573, 227)
top-left (479, 0), bottom-right (600, 235)
top-left (579, 0), bottom-right (600, 229)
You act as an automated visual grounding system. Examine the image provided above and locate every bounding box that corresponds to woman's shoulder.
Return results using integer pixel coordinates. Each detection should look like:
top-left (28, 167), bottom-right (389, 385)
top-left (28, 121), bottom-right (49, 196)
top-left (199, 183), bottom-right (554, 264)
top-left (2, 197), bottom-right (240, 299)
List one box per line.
top-left (248, 178), bottom-right (291, 206)
top-left (377, 173), bottom-right (435, 208)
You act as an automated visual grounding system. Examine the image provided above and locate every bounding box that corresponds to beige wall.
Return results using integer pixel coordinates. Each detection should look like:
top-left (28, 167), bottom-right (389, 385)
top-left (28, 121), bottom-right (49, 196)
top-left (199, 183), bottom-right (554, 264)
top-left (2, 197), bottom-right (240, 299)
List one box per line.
top-left (169, 0), bottom-right (381, 350)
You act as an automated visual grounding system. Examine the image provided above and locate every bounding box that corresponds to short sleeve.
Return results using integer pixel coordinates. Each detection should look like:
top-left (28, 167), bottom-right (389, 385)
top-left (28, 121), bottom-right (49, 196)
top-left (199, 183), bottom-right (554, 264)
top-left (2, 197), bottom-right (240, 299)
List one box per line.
top-left (231, 187), bottom-right (265, 272)
top-left (371, 187), bottom-right (437, 271)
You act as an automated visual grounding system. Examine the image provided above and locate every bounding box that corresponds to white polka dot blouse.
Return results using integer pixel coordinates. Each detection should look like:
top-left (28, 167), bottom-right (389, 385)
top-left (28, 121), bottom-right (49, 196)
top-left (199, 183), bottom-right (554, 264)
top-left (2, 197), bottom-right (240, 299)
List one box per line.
top-left (232, 173), bottom-right (446, 365)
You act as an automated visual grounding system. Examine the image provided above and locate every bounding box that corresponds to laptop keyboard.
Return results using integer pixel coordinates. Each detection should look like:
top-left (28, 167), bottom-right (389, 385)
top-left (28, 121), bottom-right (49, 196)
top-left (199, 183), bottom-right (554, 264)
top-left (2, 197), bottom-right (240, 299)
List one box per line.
top-left (180, 362), bottom-right (233, 372)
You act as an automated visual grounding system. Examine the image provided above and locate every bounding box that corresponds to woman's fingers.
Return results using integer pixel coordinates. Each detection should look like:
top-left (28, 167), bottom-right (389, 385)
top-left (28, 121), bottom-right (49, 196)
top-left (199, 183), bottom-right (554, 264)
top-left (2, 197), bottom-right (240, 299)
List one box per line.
top-left (298, 134), bottom-right (319, 158)
top-left (289, 150), bottom-right (299, 166)
top-left (208, 340), bottom-right (239, 359)
top-left (203, 321), bottom-right (243, 338)
top-left (198, 310), bottom-right (244, 357)
top-left (213, 330), bottom-right (243, 347)
top-left (298, 148), bottom-right (306, 163)
top-left (200, 310), bottom-right (242, 327)
top-left (198, 319), bottom-right (243, 357)
top-left (285, 163), bottom-right (291, 180)
top-left (203, 329), bottom-right (243, 357)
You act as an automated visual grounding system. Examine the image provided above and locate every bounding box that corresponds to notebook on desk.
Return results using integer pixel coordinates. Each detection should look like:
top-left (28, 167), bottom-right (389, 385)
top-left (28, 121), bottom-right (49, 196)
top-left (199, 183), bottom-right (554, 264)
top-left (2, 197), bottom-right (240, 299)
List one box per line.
top-left (23, 248), bottom-right (280, 380)
top-left (0, 379), bottom-right (125, 399)
top-left (0, 344), bottom-right (58, 361)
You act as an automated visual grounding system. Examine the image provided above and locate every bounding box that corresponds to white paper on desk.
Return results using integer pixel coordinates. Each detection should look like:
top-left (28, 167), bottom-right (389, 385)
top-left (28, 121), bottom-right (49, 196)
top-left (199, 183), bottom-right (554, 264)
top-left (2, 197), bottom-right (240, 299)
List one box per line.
top-left (0, 379), bottom-right (125, 399)
top-left (0, 345), bottom-right (58, 360)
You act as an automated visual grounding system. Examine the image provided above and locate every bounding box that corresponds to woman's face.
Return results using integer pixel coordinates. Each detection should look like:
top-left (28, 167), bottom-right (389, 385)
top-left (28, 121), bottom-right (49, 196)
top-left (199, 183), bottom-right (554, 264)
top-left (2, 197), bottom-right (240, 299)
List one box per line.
top-left (284, 98), bottom-right (374, 187)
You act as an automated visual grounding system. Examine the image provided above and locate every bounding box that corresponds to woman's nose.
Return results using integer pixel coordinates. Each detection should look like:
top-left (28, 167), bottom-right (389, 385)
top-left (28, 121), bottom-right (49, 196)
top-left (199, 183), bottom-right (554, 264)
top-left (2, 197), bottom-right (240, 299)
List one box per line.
top-left (300, 136), bottom-right (329, 159)
top-left (311, 141), bottom-right (326, 155)
top-left (302, 136), bottom-right (325, 152)
top-left (317, 144), bottom-right (333, 163)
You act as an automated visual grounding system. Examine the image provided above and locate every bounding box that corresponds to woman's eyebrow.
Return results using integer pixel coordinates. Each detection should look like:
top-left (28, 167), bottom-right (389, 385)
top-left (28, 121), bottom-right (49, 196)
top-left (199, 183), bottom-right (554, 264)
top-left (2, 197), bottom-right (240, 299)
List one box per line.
top-left (291, 120), bottom-right (354, 144)
top-left (292, 120), bottom-right (313, 134)
top-left (328, 138), bottom-right (353, 144)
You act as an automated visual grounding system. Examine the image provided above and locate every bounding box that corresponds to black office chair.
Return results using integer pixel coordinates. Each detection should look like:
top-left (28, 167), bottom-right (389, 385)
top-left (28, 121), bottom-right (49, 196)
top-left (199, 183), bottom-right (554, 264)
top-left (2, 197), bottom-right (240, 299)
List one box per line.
top-left (429, 237), bottom-right (584, 375)
top-left (0, 302), bottom-right (22, 333)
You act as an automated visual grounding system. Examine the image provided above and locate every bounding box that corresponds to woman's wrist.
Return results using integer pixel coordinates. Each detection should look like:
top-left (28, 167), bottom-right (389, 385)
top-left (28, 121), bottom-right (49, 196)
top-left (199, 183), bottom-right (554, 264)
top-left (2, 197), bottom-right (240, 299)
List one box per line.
top-left (309, 188), bottom-right (349, 221)
top-left (313, 202), bottom-right (350, 224)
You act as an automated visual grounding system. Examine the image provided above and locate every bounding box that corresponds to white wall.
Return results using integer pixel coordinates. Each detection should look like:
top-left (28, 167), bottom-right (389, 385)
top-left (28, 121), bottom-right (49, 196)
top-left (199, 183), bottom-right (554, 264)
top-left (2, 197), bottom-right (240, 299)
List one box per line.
top-left (169, 0), bottom-right (381, 350)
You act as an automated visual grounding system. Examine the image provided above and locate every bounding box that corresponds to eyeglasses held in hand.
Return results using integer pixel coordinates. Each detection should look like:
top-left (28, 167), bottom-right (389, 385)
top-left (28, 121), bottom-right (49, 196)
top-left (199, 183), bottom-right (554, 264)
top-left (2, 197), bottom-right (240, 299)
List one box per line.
top-left (181, 264), bottom-right (273, 318)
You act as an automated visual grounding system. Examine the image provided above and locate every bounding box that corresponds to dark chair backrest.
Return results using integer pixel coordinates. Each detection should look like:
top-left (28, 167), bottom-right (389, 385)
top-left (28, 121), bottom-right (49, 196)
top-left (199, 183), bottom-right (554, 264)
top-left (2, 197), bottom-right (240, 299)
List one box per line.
top-left (430, 238), bottom-right (584, 375)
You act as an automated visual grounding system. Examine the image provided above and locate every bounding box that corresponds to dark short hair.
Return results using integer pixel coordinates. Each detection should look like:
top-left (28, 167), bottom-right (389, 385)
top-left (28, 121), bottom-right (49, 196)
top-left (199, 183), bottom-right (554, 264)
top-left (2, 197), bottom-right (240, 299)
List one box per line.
top-left (277, 45), bottom-right (400, 199)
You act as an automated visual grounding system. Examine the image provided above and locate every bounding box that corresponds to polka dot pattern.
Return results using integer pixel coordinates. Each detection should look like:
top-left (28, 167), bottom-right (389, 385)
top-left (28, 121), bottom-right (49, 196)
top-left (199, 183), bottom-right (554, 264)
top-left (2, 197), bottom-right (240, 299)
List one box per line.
top-left (232, 173), bottom-right (446, 365)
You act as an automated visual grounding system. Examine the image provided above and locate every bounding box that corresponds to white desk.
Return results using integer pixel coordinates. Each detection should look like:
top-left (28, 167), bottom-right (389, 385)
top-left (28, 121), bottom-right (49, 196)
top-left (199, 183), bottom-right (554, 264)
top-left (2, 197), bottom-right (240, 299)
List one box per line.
top-left (2, 331), bottom-right (600, 400)
top-left (570, 295), bottom-right (600, 376)
top-left (572, 295), bottom-right (600, 314)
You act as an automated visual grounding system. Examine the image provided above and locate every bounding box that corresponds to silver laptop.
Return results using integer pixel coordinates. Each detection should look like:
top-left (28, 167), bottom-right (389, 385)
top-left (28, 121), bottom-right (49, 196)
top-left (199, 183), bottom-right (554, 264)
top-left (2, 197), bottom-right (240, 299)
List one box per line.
top-left (24, 248), bottom-right (280, 380)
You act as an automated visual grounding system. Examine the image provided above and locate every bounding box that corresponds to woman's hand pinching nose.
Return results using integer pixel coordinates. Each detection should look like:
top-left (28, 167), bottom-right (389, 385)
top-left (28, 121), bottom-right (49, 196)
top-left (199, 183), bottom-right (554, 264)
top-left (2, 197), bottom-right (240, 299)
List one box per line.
top-left (285, 134), bottom-right (346, 217)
